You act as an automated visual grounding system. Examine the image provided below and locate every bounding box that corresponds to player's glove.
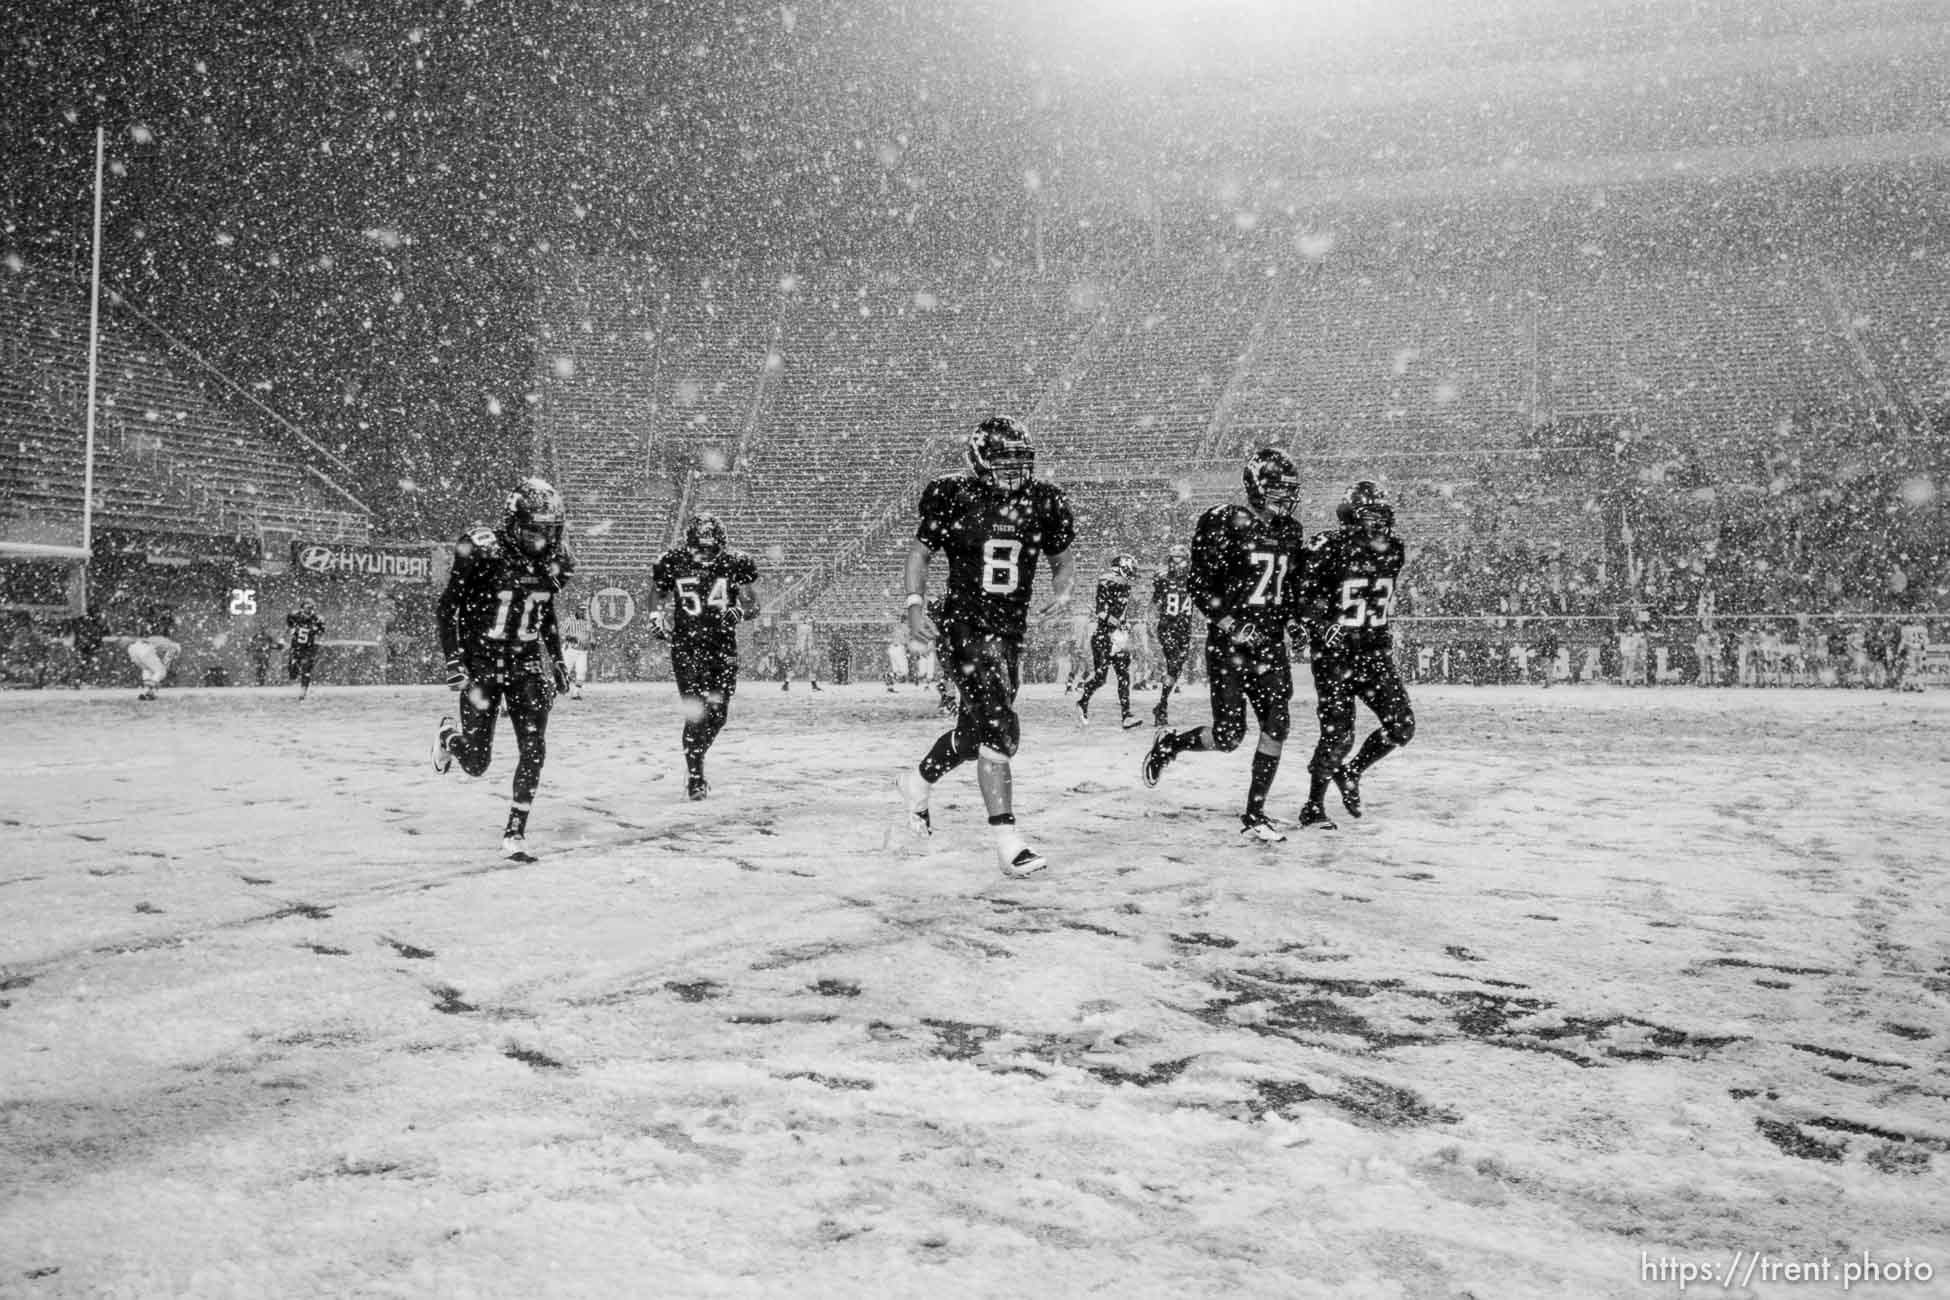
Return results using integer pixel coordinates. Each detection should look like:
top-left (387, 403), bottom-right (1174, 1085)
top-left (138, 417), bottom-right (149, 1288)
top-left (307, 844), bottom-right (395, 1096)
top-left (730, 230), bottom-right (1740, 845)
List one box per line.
top-left (1317, 623), bottom-right (1347, 653)
top-left (649, 608), bottom-right (672, 640)
top-left (1220, 617), bottom-right (1265, 649)
top-left (444, 656), bottom-right (469, 691)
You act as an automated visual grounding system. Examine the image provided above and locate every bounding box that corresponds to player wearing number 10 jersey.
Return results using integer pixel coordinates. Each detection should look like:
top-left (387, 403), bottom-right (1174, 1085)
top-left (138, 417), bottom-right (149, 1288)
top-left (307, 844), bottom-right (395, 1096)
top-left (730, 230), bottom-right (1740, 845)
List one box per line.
top-left (895, 415), bottom-right (1077, 877)
top-left (1140, 448), bottom-right (1309, 843)
top-left (651, 512), bottom-right (760, 801)
top-left (431, 477), bottom-right (576, 859)
top-left (1296, 480), bottom-right (1413, 830)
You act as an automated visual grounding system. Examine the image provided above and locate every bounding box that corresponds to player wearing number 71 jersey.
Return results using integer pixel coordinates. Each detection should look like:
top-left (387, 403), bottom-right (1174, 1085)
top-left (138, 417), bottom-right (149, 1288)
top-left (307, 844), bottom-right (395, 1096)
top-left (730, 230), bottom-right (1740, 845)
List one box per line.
top-left (650, 512), bottom-right (760, 801)
top-left (430, 477), bottom-right (576, 859)
top-left (1140, 447), bottom-right (1309, 842)
top-left (1294, 480), bottom-right (1413, 830)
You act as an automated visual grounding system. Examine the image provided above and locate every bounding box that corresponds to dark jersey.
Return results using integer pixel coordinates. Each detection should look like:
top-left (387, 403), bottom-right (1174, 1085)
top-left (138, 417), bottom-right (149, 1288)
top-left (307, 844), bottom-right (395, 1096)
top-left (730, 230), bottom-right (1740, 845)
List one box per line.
top-left (652, 548), bottom-right (759, 654)
top-left (437, 526), bottom-right (571, 672)
top-left (1186, 504), bottom-right (1308, 634)
top-left (1152, 573), bottom-right (1195, 635)
top-left (915, 474), bottom-right (1075, 641)
top-left (286, 611), bottom-right (326, 653)
top-left (67, 612), bottom-right (107, 655)
top-left (1297, 526), bottom-right (1407, 656)
top-left (138, 606), bottom-right (176, 639)
top-left (1092, 574), bottom-right (1133, 629)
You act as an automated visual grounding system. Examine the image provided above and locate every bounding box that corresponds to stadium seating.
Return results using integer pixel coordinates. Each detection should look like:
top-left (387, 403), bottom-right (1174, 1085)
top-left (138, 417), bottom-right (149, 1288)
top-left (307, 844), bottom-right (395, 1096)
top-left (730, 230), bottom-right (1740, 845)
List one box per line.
top-left (0, 280), bottom-right (371, 547)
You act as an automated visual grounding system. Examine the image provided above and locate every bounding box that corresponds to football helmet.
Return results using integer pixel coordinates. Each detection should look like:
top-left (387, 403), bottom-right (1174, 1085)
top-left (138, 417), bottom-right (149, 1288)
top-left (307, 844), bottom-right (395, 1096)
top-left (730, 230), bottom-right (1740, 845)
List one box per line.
top-left (1165, 546), bottom-right (1189, 577)
top-left (1242, 447), bottom-right (1301, 517)
top-left (505, 477), bottom-right (566, 554)
top-left (965, 415), bottom-right (1035, 490)
top-left (686, 511), bottom-right (727, 557)
top-left (1111, 554), bottom-right (1139, 583)
top-left (1337, 479), bottom-right (1394, 536)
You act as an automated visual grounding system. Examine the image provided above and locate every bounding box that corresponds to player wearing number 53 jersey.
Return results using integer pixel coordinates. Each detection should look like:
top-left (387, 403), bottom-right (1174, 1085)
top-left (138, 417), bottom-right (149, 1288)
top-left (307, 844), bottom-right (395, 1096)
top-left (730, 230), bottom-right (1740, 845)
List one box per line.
top-left (651, 512), bottom-right (760, 801)
top-left (1295, 480), bottom-right (1412, 829)
top-left (431, 477), bottom-right (576, 859)
top-left (1141, 448), bottom-right (1308, 843)
top-left (895, 416), bottom-right (1077, 877)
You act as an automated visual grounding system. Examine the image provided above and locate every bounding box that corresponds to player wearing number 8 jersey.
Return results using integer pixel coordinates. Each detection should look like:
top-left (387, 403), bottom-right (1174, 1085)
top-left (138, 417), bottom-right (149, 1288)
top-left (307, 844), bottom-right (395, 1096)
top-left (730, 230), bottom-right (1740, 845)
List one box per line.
top-left (1140, 448), bottom-right (1308, 842)
top-left (1294, 480), bottom-right (1413, 829)
top-left (895, 415), bottom-right (1077, 877)
top-left (430, 477), bottom-right (576, 858)
top-left (650, 512), bottom-right (760, 801)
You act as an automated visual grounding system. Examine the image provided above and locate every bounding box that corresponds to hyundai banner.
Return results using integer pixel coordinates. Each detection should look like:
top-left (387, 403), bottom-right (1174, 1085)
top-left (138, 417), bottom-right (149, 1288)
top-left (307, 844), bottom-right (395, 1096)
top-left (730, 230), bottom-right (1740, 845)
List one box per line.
top-left (289, 540), bottom-right (436, 583)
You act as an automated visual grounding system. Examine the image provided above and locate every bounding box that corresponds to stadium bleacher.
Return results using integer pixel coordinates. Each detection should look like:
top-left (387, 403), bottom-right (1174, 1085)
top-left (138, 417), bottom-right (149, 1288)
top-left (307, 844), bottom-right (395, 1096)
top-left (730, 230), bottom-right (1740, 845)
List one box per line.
top-left (524, 232), bottom-right (1942, 640)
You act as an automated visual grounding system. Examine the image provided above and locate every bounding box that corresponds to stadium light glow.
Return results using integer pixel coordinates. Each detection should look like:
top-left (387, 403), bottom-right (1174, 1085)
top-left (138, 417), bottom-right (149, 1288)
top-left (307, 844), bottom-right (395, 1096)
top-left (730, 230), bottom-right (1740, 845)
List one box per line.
top-left (1018, 0), bottom-right (1414, 81)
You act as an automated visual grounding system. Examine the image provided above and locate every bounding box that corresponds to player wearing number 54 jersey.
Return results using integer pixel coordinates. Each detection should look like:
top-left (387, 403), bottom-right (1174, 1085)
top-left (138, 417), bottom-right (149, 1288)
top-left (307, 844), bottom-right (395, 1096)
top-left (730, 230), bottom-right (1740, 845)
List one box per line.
top-left (1141, 448), bottom-right (1308, 843)
top-left (430, 477), bottom-right (576, 859)
top-left (651, 512), bottom-right (760, 801)
top-left (1295, 480), bottom-right (1412, 830)
top-left (895, 415), bottom-right (1077, 877)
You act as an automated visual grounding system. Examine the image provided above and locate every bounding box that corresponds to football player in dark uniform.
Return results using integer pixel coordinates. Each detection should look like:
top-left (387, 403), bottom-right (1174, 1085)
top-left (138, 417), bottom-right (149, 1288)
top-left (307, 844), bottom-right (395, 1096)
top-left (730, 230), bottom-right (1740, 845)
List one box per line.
top-left (430, 478), bottom-right (576, 859)
top-left (1294, 480), bottom-right (1413, 829)
top-left (650, 512), bottom-right (760, 801)
top-left (1140, 448), bottom-right (1308, 842)
top-left (1074, 553), bottom-right (1142, 729)
top-left (285, 598), bottom-right (326, 700)
top-left (895, 415), bottom-right (1077, 877)
top-left (1150, 546), bottom-right (1194, 726)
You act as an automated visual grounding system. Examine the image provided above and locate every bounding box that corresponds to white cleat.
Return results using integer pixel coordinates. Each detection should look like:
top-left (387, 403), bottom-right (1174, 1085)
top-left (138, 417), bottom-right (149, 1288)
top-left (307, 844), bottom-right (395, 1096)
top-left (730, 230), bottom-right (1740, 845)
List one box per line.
top-left (430, 715), bottom-right (457, 774)
top-left (1075, 701), bottom-right (1090, 728)
top-left (1001, 845), bottom-right (1048, 877)
top-left (501, 832), bottom-right (531, 860)
top-left (895, 767), bottom-right (933, 837)
top-left (1239, 812), bottom-right (1287, 843)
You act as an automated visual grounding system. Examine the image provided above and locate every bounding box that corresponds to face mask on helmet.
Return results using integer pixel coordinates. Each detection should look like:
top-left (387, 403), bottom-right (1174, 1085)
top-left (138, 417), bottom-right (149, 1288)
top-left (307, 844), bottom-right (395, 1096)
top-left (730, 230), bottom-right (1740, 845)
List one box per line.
top-left (1166, 549), bottom-right (1189, 576)
top-left (506, 478), bottom-right (566, 555)
top-left (1113, 555), bottom-right (1138, 581)
top-left (687, 514), bottom-right (726, 556)
top-left (1244, 451), bottom-right (1301, 518)
top-left (967, 417), bottom-right (1035, 491)
top-left (1338, 481), bottom-right (1393, 539)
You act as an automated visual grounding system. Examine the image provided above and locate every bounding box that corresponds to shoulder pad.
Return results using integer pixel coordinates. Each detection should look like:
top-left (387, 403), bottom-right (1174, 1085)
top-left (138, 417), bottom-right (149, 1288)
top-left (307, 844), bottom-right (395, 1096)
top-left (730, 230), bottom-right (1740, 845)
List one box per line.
top-left (462, 528), bottom-right (499, 555)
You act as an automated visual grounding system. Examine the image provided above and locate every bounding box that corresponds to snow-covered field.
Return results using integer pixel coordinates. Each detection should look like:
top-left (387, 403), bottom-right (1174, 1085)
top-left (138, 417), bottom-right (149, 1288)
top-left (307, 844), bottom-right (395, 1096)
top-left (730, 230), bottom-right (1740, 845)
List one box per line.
top-left (3, 681), bottom-right (1947, 1299)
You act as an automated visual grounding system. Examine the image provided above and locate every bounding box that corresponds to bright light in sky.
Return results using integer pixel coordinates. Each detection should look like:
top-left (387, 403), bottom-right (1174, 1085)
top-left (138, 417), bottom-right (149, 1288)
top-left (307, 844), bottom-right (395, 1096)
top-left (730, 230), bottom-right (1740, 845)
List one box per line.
top-left (1018, 0), bottom-right (1429, 81)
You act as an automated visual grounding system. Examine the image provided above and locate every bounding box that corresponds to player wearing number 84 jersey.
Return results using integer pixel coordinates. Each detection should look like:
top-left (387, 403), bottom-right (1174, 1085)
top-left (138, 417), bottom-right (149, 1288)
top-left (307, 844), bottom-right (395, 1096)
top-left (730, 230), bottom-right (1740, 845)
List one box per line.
top-left (1295, 480), bottom-right (1413, 829)
top-left (431, 477), bottom-right (576, 858)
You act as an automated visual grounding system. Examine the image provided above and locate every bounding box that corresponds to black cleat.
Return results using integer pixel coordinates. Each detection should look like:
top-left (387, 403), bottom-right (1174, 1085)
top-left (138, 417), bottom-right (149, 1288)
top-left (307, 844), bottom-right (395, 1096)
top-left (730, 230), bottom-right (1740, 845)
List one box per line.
top-left (1139, 730), bottom-right (1176, 788)
top-left (1298, 801), bottom-right (1338, 831)
top-left (1332, 765), bottom-right (1363, 818)
top-left (1151, 707), bottom-right (1168, 728)
top-left (687, 776), bottom-right (710, 801)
